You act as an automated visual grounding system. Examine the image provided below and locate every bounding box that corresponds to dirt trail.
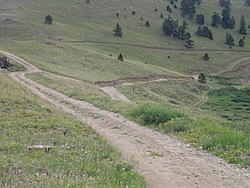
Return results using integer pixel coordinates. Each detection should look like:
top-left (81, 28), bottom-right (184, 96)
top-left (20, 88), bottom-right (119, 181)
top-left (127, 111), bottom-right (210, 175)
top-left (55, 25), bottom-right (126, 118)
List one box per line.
top-left (1, 50), bottom-right (250, 188)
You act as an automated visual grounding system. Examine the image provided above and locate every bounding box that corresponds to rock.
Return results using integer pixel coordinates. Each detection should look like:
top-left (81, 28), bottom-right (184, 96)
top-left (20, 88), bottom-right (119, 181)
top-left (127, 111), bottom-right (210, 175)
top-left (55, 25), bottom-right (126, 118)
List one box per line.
top-left (28, 145), bottom-right (53, 152)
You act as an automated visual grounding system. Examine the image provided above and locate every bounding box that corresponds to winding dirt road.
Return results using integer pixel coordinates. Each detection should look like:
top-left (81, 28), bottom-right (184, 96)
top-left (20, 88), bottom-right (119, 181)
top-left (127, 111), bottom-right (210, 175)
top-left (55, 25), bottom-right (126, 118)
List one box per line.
top-left (1, 49), bottom-right (250, 188)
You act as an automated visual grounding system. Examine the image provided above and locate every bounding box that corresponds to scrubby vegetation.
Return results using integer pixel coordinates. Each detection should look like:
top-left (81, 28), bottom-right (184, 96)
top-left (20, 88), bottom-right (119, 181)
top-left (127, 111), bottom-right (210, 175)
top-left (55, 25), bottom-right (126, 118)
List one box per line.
top-left (1, 0), bottom-right (250, 179)
top-left (0, 73), bottom-right (147, 187)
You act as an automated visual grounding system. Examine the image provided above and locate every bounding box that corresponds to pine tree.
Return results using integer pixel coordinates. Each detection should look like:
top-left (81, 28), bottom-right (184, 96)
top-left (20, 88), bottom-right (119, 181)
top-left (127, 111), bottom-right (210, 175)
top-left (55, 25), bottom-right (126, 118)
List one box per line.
top-left (166, 5), bottom-right (172, 13)
top-left (145, 21), bottom-right (150, 27)
top-left (239, 39), bottom-right (245, 47)
top-left (198, 73), bottom-right (206, 83)
top-left (160, 13), bottom-right (164, 19)
top-left (239, 15), bottom-right (247, 35)
top-left (221, 9), bottom-right (230, 29)
top-left (162, 18), bottom-right (179, 37)
top-left (117, 53), bottom-right (124, 61)
top-left (225, 32), bottom-right (234, 46)
top-left (45, 15), bottom-right (53, 24)
top-left (180, 0), bottom-right (196, 19)
top-left (113, 23), bottom-right (122, 37)
top-left (196, 14), bottom-right (205, 25)
top-left (246, 0), bottom-right (250, 6)
top-left (196, 26), bottom-right (203, 36)
top-left (211, 12), bottom-right (220, 27)
top-left (219, 0), bottom-right (231, 12)
top-left (203, 52), bottom-right (210, 61)
top-left (228, 16), bottom-right (235, 29)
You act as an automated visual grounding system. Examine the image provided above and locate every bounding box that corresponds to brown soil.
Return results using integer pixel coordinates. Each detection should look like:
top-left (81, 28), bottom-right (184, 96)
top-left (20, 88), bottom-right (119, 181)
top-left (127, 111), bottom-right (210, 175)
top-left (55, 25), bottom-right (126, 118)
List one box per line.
top-left (1, 49), bottom-right (250, 188)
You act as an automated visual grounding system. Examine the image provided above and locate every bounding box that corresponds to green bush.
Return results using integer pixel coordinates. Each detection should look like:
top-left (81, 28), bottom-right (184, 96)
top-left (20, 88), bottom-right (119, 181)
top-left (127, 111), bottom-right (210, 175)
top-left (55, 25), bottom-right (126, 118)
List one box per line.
top-left (132, 104), bottom-right (183, 125)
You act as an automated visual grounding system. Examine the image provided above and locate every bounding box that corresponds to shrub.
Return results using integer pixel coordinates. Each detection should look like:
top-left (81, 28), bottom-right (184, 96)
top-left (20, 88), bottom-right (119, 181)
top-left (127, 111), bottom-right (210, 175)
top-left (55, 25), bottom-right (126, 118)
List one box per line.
top-left (131, 104), bottom-right (183, 125)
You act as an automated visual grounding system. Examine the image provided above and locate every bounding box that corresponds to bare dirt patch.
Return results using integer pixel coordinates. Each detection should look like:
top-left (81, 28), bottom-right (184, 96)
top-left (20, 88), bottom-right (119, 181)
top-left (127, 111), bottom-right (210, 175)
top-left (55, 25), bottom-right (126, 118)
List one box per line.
top-left (1, 49), bottom-right (250, 188)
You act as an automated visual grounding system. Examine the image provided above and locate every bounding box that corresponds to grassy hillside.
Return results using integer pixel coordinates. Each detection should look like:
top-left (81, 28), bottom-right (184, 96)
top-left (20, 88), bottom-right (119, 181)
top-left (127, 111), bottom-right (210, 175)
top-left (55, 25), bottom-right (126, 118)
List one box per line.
top-left (1, 0), bottom-right (250, 173)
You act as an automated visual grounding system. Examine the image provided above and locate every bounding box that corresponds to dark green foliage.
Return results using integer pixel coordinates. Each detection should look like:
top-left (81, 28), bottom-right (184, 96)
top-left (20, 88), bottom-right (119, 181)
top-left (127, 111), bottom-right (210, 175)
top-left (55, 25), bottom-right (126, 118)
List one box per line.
top-left (113, 23), bottom-right (122, 37)
top-left (160, 13), bottom-right (164, 18)
top-left (180, 0), bottom-right (196, 19)
top-left (246, 0), bottom-right (250, 6)
top-left (239, 38), bottom-right (245, 47)
top-left (145, 21), bottom-right (150, 27)
top-left (154, 8), bottom-right (158, 12)
top-left (196, 26), bottom-right (203, 36)
top-left (116, 13), bottom-right (119, 18)
top-left (219, 0), bottom-right (231, 11)
top-left (173, 4), bottom-right (178, 9)
top-left (163, 18), bottom-right (188, 39)
top-left (225, 32), bottom-right (234, 46)
top-left (211, 12), bottom-right (220, 27)
top-left (203, 52), bottom-right (209, 61)
top-left (204, 86), bottom-right (250, 121)
top-left (162, 17), bottom-right (179, 37)
top-left (117, 53), bottom-right (124, 61)
top-left (221, 9), bottom-right (235, 29)
top-left (198, 73), bottom-right (206, 83)
top-left (131, 104), bottom-right (183, 125)
top-left (185, 38), bottom-right (194, 48)
top-left (166, 5), bottom-right (172, 13)
top-left (86, 0), bottom-right (90, 4)
top-left (238, 15), bottom-right (247, 35)
top-left (162, 17), bottom-right (193, 47)
top-left (45, 15), bottom-right (53, 24)
top-left (196, 14), bottom-right (205, 25)
top-left (196, 26), bottom-right (213, 40)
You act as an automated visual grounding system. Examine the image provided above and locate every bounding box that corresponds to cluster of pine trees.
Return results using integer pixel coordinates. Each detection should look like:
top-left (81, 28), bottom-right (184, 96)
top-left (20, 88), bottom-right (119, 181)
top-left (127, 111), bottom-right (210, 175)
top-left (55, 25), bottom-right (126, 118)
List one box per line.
top-left (112, 0), bottom-right (248, 48)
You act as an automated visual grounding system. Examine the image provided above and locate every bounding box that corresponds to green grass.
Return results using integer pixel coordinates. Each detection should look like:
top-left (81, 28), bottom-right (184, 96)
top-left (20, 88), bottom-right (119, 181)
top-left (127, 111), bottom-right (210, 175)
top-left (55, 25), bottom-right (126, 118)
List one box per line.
top-left (1, 0), bottom-right (250, 171)
top-left (202, 86), bottom-right (250, 122)
top-left (0, 72), bottom-right (147, 187)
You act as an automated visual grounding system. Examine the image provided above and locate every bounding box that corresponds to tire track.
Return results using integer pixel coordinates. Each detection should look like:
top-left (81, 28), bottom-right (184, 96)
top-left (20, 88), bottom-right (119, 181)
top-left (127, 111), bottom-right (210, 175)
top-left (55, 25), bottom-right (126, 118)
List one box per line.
top-left (2, 49), bottom-right (250, 188)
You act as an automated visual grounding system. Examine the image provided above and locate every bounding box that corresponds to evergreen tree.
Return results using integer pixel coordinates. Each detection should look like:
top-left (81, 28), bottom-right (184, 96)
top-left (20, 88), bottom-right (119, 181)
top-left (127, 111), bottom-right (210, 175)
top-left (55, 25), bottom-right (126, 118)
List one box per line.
top-left (239, 15), bottom-right (247, 35)
top-left (196, 14), bottom-right (205, 25)
top-left (198, 73), bottom-right (206, 83)
top-left (211, 12), bottom-right (220, 27)
top-left (228, 16), bottom-right (235, 29)
top-left (203, 52), bottom-right (210, 61)
top-left (221, 9), bottom-right (230, 29)
top-left (239, 39), bottom-right (245, 47)
top-left (113, 23), bottom-right (122, 37)
top-left (196, 26), bottom-right (213, 40)
top-left (145, 21), bottom-right (150, 27)
top-left (180, 0), bottom-right (196, 19)
top-left (160, 13), bottom-right (164, 18)
top-left (166, 5), bottom-right (172, 13)
top-left (225, 32), bottom-right (234, 46)
top-left (246, 0), bottom-right (250, 6)
top-left (219, 0), bottom-right (231, 12)
top-left (162, 17), bottom-right (193, 47)
top-left (45, 15), bottom-right (53, 24)
top-left (117, 53), bottom-right (124, 61)
top-left (221, 9), bottom-right (235, 29)
top-left (162, 18), bottom-right (179, 37)
top-left (196, 26), bottom-right (203, 36)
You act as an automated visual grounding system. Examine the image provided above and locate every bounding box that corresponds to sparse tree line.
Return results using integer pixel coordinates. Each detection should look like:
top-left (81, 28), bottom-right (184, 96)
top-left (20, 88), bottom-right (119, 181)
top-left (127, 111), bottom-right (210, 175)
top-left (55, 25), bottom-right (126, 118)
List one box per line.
top-left (45, 0), bottom-right (249, 49)
top-left (112, 0), bottom-right (249, 49)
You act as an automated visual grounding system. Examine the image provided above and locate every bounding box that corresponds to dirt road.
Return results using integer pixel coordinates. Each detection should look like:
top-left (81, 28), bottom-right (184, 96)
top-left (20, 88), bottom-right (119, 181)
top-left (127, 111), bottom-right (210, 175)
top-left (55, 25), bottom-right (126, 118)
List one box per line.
top-left (1, 49), bottom-right (250, 188)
